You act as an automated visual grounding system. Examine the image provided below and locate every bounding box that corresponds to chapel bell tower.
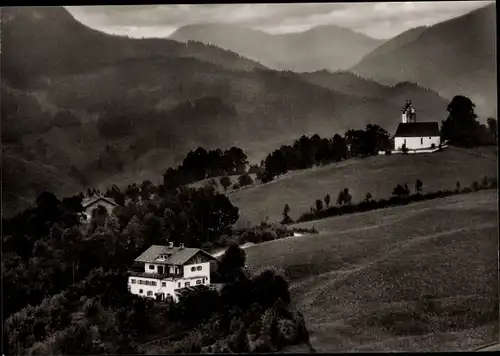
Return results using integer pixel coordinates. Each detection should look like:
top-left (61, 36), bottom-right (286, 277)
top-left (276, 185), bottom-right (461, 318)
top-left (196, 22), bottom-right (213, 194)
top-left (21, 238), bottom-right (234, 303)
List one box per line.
top-left (401, 100), bottom-right (416, 123)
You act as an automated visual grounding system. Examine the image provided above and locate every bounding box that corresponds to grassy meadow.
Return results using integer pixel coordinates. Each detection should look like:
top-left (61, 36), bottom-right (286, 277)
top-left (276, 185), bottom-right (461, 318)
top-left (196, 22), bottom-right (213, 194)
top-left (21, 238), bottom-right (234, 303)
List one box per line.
top-left (243, 190), bottom-right (499, 352)
top-left (228, 146), bottom-right (497, 226)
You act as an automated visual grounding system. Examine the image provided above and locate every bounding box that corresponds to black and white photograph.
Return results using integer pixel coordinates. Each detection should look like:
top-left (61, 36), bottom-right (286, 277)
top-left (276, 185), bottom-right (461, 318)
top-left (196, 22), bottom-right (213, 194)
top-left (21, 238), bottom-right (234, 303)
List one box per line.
top-left (1, 1), bottom-right (498, 354)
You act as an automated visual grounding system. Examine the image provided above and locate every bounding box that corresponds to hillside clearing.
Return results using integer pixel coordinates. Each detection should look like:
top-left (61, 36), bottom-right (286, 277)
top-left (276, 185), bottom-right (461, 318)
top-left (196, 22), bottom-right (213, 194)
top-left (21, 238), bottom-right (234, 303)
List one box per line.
top-left (229, 146), bottom-right (497, 226)
top-left (244, 190), bottom-right (498, 351)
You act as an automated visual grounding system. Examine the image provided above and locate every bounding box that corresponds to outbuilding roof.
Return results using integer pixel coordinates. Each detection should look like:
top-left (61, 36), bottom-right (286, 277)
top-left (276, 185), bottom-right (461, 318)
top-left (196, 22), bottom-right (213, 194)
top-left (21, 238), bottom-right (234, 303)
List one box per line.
top-left (82, 195), bottom-right (118, 208)
top-left (134, 245), bottom-right (217, 265)
top-left (395, 122), bottom-right (440, 137)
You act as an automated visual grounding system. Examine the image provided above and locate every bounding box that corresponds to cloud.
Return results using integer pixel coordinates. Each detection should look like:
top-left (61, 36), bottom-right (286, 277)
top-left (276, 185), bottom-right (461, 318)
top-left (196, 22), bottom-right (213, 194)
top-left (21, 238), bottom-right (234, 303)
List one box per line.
top-left (66, 1), bottom-right (494, 39)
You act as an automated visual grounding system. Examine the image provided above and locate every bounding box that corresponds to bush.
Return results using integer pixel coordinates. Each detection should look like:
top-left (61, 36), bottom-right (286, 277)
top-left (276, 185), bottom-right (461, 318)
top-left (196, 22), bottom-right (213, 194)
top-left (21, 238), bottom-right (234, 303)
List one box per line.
top-left (232, 183), bottom-right (241, 190)
top-left (238, 173), bottom-right (254, 187)
top-left (471, 181), bottom-right (480, 191)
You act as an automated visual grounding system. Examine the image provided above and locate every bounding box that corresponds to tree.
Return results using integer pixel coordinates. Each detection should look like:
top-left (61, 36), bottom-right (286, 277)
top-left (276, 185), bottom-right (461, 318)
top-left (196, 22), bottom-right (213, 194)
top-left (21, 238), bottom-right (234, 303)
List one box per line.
top-left (486, 117), bottom-right (497, 141)
top-left (337, 188), bottom-right (352, 206)
top-left (441, 95), bottom-right (481, 147)
top-left (324, 194), bottom-right (331, 208)
top-left (365, 192), bottom-right (373, 202)
top-left (238, 173), bottom-right (253, 187)
top-left (220, 176), bottom-right (232, 193)
top-left (140, 180), bottom-right (154, 201)
top-left (404, 184), bottom-right (410, 197)
top-left (392, 184), bottom-right (406, 197)
top-left (456, 180), bottom-right (461, 192)
top-left (315, 199), bottom-right (323, 211)
top-left (415, 179), bottom-right (423, 194)
top-left (281, 204), bottom-right (293, 225)
top-left (264, 150), bottom-right (287, 179)
top-left (362, 124), bottom-right (391, 156)
top-left (218, 243), bottom-right (246, 282)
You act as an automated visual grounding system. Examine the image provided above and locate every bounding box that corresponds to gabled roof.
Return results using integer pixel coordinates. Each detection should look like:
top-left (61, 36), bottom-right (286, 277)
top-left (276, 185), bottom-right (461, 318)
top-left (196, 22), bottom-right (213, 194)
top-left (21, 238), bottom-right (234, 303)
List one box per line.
top-left (82, 195), bottom-right (118, 208)
top-left (395, 122), bottom-right (440, 137)
top-left (134, 245), bottom-right (217, 265)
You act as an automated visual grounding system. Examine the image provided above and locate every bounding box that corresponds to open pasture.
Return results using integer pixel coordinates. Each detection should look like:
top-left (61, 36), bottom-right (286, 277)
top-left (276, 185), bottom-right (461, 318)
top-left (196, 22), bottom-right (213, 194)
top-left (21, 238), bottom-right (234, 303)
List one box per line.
top-left (244, 190), bottom-right (499, 351)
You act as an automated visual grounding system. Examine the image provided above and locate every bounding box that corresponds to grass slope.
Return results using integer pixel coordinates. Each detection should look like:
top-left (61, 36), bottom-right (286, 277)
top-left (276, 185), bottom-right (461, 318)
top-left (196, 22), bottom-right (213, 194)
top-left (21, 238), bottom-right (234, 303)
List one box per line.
top-left (228, 147), bottom-right (497, 226)
top-left (243, 190), bottom-right (498, 351)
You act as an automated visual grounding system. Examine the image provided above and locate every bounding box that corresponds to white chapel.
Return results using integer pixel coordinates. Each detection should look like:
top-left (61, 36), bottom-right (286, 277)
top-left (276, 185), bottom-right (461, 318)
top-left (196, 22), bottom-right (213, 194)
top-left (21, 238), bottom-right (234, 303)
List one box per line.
top-left (394, 100), bottom-right (441, 151)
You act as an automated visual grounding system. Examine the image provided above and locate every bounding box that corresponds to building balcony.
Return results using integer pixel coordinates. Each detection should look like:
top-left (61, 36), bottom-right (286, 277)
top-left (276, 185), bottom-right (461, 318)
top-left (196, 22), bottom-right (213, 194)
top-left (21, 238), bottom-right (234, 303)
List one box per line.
top-left (128, 270), bottom-right (183, 280)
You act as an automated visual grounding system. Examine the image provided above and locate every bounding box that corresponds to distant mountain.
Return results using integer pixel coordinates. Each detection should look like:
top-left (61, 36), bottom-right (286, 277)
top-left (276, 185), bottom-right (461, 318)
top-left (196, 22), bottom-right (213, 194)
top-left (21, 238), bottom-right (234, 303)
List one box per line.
top-left (1, 7), bottom-right (447, 217)
top-left (351, 3), bottom-right (496, 117)
top-left (299, 70), bottom-right (450, 120)
top-left (1, 6), bottom-right (265, 87)
top-left (170, 23), bottom-right (384, 72)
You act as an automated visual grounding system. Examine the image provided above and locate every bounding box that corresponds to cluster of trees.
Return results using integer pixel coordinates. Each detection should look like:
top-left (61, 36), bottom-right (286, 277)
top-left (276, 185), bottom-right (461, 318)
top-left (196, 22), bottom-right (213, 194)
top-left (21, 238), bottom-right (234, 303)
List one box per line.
top-left (393, 180), bottom-right (423, 197)
top-left (163, 146), bottom-right (249, 190)
top-left (2, 183), bottom-right (239, 323)
top-left (258, 124), bottom-right (392, 183)
top-left (441, 95), bottom-right (497, 147)
top-left (297, 176), bottom-right (497, 223)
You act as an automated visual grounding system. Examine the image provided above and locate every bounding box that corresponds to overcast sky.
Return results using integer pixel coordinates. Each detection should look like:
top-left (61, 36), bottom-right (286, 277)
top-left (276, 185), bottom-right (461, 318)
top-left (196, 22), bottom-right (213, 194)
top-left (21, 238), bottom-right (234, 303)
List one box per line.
top-left (66, 1), bottom-right (493, 40)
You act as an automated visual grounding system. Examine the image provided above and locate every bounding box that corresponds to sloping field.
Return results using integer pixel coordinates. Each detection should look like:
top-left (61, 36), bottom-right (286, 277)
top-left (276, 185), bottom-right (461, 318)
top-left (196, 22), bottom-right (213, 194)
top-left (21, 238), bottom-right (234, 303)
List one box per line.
top-left (229, 146), bottom-right (497, 226)
top-left (244, 190), bottom-right (499, 352)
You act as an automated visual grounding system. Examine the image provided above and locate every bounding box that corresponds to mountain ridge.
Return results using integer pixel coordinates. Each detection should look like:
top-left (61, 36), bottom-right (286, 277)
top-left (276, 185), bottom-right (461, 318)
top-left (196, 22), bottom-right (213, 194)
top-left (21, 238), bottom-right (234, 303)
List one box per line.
top-left (351, 3), bottom-right (496, 117)
top-left (170, 22), bottom-right (384, 72)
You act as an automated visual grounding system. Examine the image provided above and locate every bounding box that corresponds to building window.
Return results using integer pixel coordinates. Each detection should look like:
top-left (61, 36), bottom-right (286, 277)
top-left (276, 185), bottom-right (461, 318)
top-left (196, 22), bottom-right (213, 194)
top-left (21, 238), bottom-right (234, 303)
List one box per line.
top-left (178, 282), bottom-right (181, 288)
top-left (191, 266), bottom-right (196, 272)
top-left (139, 289), bottom-right (143, 294)
top-left (197, 266), bottom-right (202, 271)
top-left (196, 280), bottom-right (201, 285)
top-left (131, 279), bottom-right (136, 284)
top-left (429, 137), bottom-right (432, 139)
top-left (162, 282), bottom-right (166, 287)
top-left (138, 280), bottom-right (143, 285)
top-left (147, 291), bottom-right (153, 296)
top-left (149, 265), bottom-right (155, 270)
top-left (421, 138), bottom-right (423, 145)
top-left (185, 282), bottom-right (190, 287)
top-left (152, 281), bottom-right (157, 286)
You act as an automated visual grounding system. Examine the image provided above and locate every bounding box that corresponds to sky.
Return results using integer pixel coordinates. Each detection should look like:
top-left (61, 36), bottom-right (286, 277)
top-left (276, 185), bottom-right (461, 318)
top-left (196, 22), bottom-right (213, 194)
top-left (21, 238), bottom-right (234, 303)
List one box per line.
top-left (66, 1), bottom-right (494, 40)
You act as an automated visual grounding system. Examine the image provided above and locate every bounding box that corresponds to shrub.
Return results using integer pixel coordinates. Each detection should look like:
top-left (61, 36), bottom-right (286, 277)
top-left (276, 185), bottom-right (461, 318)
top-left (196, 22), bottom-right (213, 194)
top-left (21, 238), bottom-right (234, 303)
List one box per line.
top-left (232, 183), bottom-right (241, 190)
top-left (238, 173), bottom-right (254, 187)
top-left (393, 184), bottom-right (406, 197)
top-left (324, 194), bottom-right (331, 208)
top-left (315, 199), bottom-right (323, 211)
top-left (219, 176), bottom-right (232, 193)
top-left (481, 176), bottom-right (489, 188)
top-left (471, 181), bottom-right (480, 191)
top-left (337, 188), bottom-right (352, 206)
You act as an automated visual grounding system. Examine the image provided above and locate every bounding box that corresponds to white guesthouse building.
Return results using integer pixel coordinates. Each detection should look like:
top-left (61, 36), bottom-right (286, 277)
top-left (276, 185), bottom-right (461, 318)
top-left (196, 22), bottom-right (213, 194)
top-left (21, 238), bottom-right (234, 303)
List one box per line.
top-left (394, 100), bottom-right (441, 151)
top-left (128, 243), bottom-right (217, 302)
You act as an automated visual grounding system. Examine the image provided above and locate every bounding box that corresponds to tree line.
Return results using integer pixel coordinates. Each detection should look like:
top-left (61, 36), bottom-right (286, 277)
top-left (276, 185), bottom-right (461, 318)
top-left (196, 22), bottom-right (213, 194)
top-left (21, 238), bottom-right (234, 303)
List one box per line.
top-left (258, 124), bottom-right (392, 183)
top-left (294, 176), bottom-right (497, 224)
top-left (163, 146), bottom-right (249, 190)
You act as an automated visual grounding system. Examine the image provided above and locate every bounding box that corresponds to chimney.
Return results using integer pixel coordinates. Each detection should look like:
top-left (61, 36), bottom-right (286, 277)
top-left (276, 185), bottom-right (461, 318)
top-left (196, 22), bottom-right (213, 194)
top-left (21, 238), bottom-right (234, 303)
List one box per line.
top-left (180, 243), bottom-right (185, 249)
top-left (168, 242), bottom-right (174, 249)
